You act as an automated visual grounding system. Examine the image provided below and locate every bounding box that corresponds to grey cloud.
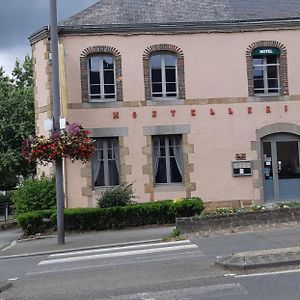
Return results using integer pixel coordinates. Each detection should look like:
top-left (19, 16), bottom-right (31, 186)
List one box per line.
top-left (0, 0), bottom-right (98, 50)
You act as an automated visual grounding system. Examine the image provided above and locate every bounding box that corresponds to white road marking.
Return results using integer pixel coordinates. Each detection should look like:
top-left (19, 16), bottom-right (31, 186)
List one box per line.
top-left (50, 240), bottom-right (192, 258)
top-left (8, 278), bottom-right (18, 281)
top-left (1, 240), bottom-right (17, 252)
top-left (138, 293), bottom-right (156, 300)
top-left (38, 244), bottom-right (198, 265)
top-left (113, 283), bottom-right (247, 299)
top-left (235, 268), bottom-right (300, 278)
top-left (224, 273), bottom-right (237, 277)
top-left (27, 250), bottom-right (204, 276)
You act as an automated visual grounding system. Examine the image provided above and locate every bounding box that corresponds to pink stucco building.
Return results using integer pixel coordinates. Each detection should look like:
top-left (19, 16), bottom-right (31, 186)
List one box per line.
top-left (30, 0), bottom-right (300, 208)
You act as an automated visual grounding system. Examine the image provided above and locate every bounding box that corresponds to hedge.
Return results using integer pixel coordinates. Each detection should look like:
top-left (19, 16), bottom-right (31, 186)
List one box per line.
top-left (17, 210), bottom-right (54, 235)
top-left (17, 198), bottom-right (204, 235)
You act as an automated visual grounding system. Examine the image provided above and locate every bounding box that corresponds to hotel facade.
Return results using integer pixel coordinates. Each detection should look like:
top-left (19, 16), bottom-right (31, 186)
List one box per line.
top-left (30, 0), bottom-right (300, 208)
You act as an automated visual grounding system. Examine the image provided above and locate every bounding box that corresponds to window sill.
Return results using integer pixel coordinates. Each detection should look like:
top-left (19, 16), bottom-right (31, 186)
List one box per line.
top-left (248, 95), bottom-right (289, 102)
top-left (153, 183), bottom-right (185, 192)
top-left (82, 101), bottom-right (122, 108)
top-left (147, 99), bottom-right (184, 106)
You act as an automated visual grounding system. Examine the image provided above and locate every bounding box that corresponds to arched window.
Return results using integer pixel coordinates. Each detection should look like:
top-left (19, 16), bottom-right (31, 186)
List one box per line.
top-left (246, 41), bottom-right (288, 97)
top-left (88, 55), bottom-right (116, 101)
top-left (252, 47), bottom-right (280, 95)
top-left (150, 53), bottom-right (178, 99)
top-left (80, 46), bottom-right (123, 102)
top-left (143, 44), bottom-right (185, 101)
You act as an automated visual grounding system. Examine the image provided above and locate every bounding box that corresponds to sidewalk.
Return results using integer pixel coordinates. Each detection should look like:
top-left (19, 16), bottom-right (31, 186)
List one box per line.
top-left (0, 225), bottom-right (175, 258)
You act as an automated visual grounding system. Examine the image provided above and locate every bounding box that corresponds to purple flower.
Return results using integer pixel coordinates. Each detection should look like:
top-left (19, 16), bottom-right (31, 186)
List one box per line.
top-left (67, 123), bottom-right (82, 135)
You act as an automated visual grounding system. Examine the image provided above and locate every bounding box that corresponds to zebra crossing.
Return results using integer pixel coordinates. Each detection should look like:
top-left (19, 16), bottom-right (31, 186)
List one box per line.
top-left (27, 240), bottom-right (203, 275)
top-left (20, 240), bottom-right (253, 300)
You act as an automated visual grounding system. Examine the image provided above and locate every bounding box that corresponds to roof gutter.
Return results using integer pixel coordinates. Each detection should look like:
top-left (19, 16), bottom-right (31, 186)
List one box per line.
top-left (29, 18), bottom-right (300, 45)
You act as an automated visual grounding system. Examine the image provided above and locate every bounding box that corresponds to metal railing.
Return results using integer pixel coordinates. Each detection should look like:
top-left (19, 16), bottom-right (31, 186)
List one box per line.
top-left (0, 203), bottom-right (13, 222)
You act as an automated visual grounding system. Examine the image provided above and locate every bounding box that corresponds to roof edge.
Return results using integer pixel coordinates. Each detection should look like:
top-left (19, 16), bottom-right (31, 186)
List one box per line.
top-left (29, 26), bottom-right (50, 45)
top-left (29, 19), bottom-right (300, 45)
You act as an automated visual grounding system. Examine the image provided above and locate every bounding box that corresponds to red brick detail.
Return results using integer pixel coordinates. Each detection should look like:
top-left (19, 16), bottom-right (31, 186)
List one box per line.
top-left (228, 107), bottom-right (234, 115)
top-left (284, 105), bottom-right (288, 112)
top-left (266, 106), bottom-right (271, 113)
top-left (80, 46), bottom-right (123, 102)
top-left (210, 108), bottom-right (215, 115)
top-left (171, 109), bottom-right (176, 117)
top-left (132, 112), bottom-right (137, 118)
top-left (246, 41), bottom-right (289, 97)
top-left (191, 109), bottom-right (196, 116)
top-left (143, 44), bottom-right (185, 101)
top-left (152, 110), bottom-right (157, 118)
top-left (113, 112), bottom-right (120, 119)
top-left (248, 107), bottom-right (253, 114)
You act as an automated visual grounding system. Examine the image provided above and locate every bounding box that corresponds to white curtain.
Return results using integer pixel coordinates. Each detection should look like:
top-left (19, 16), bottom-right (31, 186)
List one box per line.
top-left (93, 139), bottom-right (103, 186)
top-left (153, 139), bottom-right (160, 178)
top-left (93, 160), bottom-right (102, 186)
top-left (113, 141), bottom-right (120, 174)
top-left (173, 144), bottom-right (183, 177)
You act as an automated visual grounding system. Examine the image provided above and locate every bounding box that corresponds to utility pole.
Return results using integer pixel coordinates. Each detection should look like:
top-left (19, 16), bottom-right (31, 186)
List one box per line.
top-left (49, 0), bottom-right (65, 245)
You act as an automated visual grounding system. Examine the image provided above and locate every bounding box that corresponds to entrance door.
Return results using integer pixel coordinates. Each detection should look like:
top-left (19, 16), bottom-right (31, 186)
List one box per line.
top-left (262, 134), bottom-right (300, 202)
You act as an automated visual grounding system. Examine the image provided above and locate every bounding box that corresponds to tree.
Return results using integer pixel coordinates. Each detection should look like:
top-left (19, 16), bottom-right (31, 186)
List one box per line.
top-left (0, 56), bottom-right (35, 191)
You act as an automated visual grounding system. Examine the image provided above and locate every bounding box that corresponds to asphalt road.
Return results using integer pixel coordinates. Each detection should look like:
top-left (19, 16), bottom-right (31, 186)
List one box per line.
top-left (1, 225), bottom-right (300, 299)
top-left (2, 244), bottom-right (300, 300)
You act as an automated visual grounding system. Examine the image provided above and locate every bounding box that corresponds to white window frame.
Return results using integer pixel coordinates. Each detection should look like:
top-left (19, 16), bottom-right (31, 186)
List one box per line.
top-left (150, 53), bottom-right (178, 100)
top-left (93, 138), bottom-right (120, 187)
top-left (88, 55), bottom-right (116, 102)
top-left (253, 55), bottom-right (280, 96)
top-left (153, 135), bottom-right (183, 184)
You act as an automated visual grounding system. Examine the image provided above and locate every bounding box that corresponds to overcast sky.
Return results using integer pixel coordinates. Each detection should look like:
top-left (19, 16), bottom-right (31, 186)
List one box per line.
top-left (0, 0), bottom-right (98, 75)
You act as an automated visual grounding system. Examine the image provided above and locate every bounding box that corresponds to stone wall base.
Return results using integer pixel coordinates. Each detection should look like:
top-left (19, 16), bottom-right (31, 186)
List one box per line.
top-left (177, 207), bottom-right (300, 234)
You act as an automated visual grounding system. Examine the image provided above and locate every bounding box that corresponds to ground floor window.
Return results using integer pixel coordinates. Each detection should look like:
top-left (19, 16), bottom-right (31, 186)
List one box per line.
top-left (92, 137), bottom-right (120, 187)
top-left (152, 135), bottom-right (183, 184)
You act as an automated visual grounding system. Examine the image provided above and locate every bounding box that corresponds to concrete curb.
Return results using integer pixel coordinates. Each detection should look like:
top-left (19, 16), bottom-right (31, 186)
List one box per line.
top-left (216, 258), bottom-right (300, 270)
top-left (0, 281), bottom-right (12, 293)
top-left (216, 246), bottom-right (300, 270)
top-left (0, 238), bottom-right (163, 260)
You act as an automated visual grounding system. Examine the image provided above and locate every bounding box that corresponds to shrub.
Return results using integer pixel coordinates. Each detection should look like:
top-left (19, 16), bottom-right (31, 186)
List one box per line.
top-left (171, 228), bottom-right (181, 238)
top-left (12, 177), bottom-right (56, 214)
top-left (97, 183), bottom-right (135, 208)
top-left (17, 209), bottom-right (54, 235)
top-left (19, 197), bottom-right (204, 234)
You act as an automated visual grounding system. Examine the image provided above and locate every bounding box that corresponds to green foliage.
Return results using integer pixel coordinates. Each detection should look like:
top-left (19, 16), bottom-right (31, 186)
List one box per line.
top-left (277, 202), bottom-right (300, 208)
top-left (18, 198), bottom-right (204, 234)
top-left (0, 56), bottom-right (35, 191)
top-left (17, 210), bottom-right (54, 235)
top-left (97, 184), bottom-right (136, 208)
top-left (12, 177), bottom-right (56, 214)
top-left (171, 228), bottom-right (181, 238)
top-left (201, 205), bottom-right (267, 218)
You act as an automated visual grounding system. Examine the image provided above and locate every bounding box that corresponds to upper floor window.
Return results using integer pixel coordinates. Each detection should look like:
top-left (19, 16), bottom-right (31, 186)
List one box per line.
top-left (92, 138), bottom-right (120, 187)
top-left (152, 135), bottom-right (183, 184)
top-left (150, 53), bottom-right (178, 99)
top-left (252, 47), bottom-right (280, 96)
top-left (88, 55), bottom-right (116, 101)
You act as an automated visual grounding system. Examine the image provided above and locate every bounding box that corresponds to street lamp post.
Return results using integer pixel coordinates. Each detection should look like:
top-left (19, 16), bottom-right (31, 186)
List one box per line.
top-left (49, 0), bottom-right (65, 245)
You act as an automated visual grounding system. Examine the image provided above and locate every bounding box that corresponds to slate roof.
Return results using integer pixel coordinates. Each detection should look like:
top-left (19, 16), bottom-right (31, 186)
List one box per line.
top-left (60, 0), bottom-right (300, 27)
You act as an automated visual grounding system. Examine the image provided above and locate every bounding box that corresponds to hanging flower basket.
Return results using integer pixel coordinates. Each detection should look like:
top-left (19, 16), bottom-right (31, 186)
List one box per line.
top-left (22, 123), bottom-right (96, 165)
